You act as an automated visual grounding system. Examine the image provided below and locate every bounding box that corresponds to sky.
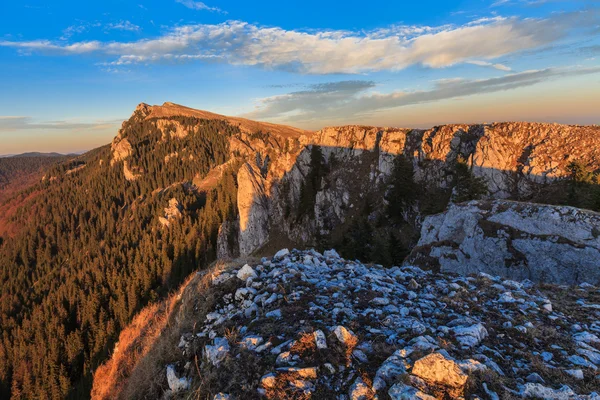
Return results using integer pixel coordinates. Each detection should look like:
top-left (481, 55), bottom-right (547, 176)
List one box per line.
top-left (0, 0), bottom-right (599, 154)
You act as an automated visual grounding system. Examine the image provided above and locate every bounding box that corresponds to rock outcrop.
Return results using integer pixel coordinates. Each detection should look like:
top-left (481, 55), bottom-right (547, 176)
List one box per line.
top-left (96, 248), bottom-right (600, 399)
top-left (407, 200), bottom-right (600, 284)
top-left (216, 219), bottom-right (240, 260)
top-left (159, 198), bottom-right (183, 227)
top-left (110, 136), bottom-right (132, 166)
top-left (237, 162), bottom-right (270, 256)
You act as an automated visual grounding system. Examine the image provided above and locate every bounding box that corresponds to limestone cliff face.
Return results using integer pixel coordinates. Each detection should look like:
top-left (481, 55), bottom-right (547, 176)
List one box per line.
top-left (406, 200), bottom-right (600, 284)
top-left (216, 219), bottom-right (239, 260)
top-left (232, 122), bottom-right (600, 256)
top-left (237, 162), bottom-right (270, 256)
top-left (471, 123), bottom-right (600, 197)
top-left (107, 104), bottom-right (600, 259)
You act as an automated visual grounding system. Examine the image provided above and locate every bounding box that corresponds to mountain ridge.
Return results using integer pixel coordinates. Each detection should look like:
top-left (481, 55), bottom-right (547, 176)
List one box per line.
top-left (1, 102), bottom-right (600, 399)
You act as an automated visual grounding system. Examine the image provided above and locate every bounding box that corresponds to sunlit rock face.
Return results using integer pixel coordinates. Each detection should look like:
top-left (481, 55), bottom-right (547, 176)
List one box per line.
top-left (233, 122), bottom-right (600, 256)
top-left (110, 104), bottom-right (600, 258)
top-left (237, 162), bottom-right (270, 256)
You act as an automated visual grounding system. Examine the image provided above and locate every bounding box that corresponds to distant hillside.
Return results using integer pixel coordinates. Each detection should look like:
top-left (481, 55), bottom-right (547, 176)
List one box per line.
top-left (1, 102), bottom-right (600, 400)
top-left (0, 152), bottom-right (70, 158)
top-left (0, 154), bottom-right (72, 198)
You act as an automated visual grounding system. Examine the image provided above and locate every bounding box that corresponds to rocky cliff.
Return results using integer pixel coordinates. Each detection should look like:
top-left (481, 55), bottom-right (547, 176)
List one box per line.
top-left (107, 103), bottom-right (600, 274)
top-left (228, 122), bottom-right (600, 258)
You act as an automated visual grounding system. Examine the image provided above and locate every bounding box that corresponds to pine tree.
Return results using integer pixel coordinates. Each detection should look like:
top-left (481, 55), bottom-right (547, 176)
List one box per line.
top-left (386, 154), bottom-right (418, 222)
top-left (452, 156), bottom-right (488, 203)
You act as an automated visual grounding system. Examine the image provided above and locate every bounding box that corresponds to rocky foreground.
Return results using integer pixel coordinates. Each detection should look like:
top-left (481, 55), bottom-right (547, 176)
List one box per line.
top-left (148, 249), bottom-right (600, 399)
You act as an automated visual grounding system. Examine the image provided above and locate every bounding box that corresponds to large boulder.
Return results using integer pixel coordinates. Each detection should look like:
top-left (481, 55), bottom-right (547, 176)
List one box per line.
top-left (406, 200), bottom-right (600, 285)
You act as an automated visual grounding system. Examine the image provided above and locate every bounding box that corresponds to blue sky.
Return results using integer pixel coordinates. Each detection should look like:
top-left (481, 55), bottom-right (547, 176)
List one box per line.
top-left (1, 0), bottom-right (599, 154)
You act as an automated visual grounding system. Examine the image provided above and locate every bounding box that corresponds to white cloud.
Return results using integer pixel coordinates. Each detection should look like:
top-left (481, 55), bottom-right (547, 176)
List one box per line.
top-left (106, 21), bottom-right (141, 32)
top-left (0, 10), bottom-right (597, 74)
top-left (467, 60), bottom-right (512, 71)
top-left (59, 21), bottom-right (139, 41)
top-left (175, 0), bottom-right (225, 13)
top-left (492, 0), bottom-right (552, 7)
top-left (243, 67), bottom-right (600, 123)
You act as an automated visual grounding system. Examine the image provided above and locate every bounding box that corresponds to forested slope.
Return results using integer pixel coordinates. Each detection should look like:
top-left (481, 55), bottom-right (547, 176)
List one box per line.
top-left (0, 110), bottom-right (240, 399)
top-left (0, 155), bottom-right (71, 203)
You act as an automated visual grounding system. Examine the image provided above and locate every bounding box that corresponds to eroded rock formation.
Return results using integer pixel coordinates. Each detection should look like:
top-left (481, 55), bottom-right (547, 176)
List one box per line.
top-left (406, 200), bottom-right (600, 284)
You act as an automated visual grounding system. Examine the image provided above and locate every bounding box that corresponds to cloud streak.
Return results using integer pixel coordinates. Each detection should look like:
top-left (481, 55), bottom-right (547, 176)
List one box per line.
top-left (0, 9), bottom-right (597, 74)
top-left (242, 67), bottom-right (600, 123)
top-left (59, 21), bottom-right (140, 41)
top-left (0, 116), bottom-right (121, 133)
top-left (175, 0), bottom-right (225, 13)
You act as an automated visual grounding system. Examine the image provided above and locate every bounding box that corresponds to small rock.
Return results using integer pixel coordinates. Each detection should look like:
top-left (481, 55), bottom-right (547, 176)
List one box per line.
top-left (521, 383), bottom-right (576, 399)
top-left (453, 323), bottom-right (488, 348)
top-left (266, 309), bottom-right (282, 318)
top-left (260, 373), bottom-right (277, 388)
top-left (274, 248), bottom-right (290, 259)
top-left (290, 379), bottom-right (314, 394)
top-left (213, 394), bottom-right (230, 400)
top-left (408, 279), bottom-right (420, 290)
top-left (240, 335), bottom-right (263, 351)
top-left (565, 369), bottom-right (584, 380)
top-left (166, 365), bottom-right (190, 393)
top-left (352, 349), bottom-right (368, 363)
top-left (333, 326), bottom-right (357, 346)
top-left (314, 330), bottom-right (328, 349)
top-left (526, 372), bottom-right (545, 384)
top-left (458, 359), bottom-right (487, 374)
top-left (237, 264), bottom-right (257, 281)
top-left (373, 350), bottom-right (407, 391)
top-left (371, 297), bottom-right (390, 306)
top-left (276, 351), bottom-right (295, 366)
top-left (498, 292), bottom-right (516, 303)
top-left (205, 337), bottom-right (230, 366)
top-left (348, 377), bottom-right (375, 400)
top-left (388, 383), bottom-right (435, 400)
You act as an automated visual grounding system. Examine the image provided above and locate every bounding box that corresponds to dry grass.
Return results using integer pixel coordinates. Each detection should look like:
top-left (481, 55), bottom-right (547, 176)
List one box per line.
top-left (263, 372), bottom-right (313, 400)
top-left (223, 326), bottom-right (241, 346)
top-left (91, 276), bottom-right (191, 400)
top-left (290, 332), bottom-right (317, 358)
top-left (91, 257), bottom-right (258, 400)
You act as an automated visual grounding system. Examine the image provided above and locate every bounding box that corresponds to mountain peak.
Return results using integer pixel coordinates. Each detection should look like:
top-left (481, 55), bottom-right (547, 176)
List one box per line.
top-left (129, 101), bottom-right (311, 139)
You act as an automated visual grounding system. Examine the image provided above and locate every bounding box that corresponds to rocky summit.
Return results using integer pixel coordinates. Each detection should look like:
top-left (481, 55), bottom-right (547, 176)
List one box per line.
top-left (94, 248), bottom-right (600, 399)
